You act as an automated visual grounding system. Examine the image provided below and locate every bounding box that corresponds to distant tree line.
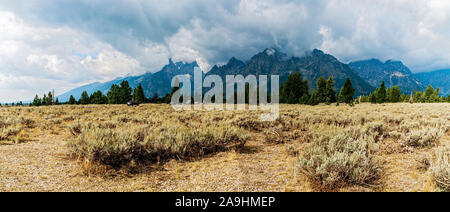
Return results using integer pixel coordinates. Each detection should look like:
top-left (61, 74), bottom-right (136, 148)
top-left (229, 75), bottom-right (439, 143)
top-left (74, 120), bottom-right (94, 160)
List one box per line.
top-left (30, 81), bottom-right (174, 106)
top-left (64, 82), bottom-right (154, 105)
top-left (280, 71), bottom-right (355, 106)
top-left (359, 81), bottom-right (450, 103)
top-left (15, 73), bottom-right (450, 107)
top-left (31, 91), bottom-right (59, 106)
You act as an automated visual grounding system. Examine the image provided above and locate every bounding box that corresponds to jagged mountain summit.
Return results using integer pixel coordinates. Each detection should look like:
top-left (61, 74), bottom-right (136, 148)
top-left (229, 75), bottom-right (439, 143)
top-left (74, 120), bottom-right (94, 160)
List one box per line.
top-left (208, 48), bottom-right (374, 96)
top-left (349, 59), bottom-right (424, 94)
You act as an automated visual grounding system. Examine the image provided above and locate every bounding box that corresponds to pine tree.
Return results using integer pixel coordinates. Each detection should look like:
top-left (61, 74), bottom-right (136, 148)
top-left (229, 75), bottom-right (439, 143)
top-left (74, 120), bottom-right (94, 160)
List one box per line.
top-left (151, 93), bottom-right (159, 103)
top-left (386, 87), bottom-right (391, 102)
top-left (279, 83), bottom-right (286, 103)
top-left (119, 81), bottom-right (132, 104)
top-left (107, 84), bottom-right (122, 104)
top-left (287, 91), bottom-right (297, 104)
top-left (47, 91), bottom-right (53, 105)
top-left (281, 71), bottom-right (309, 104)
top-left (32, 95), bottom-right (42, 106)
top-left (80, 91), bottom-right (90, 105)
top-left (431, 87), bottom-right (440, 102)
top-left (376, 81), bottom-right (386, 103)
top-left (90, 90), bottom-right (107, 104)
top-left (316, 76), bottom-right (327, 103)
top-left (299, 94), bottom-right (309, 105)
top-left (133, 83), bottom-right (146, 103)
top-left (68, 95), bottom-right (76, 105)
top-left (308, 91), bottom-right (320, 106)
top-left (390, 86), bottom-right (401, 103)
top-left (325, 76), bottom-right (336, 103)
top-left (369, 92), bottom-right (376, 104)
top-left (42, 94), bottom-right (48, 106)
top-left (338, 78), bottom-right (355, 105)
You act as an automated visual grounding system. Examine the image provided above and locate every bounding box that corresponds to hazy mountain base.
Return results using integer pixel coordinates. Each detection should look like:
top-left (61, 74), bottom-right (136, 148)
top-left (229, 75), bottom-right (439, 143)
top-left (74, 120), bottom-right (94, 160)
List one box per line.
top-left (0, 103), bottom-right (449, 192)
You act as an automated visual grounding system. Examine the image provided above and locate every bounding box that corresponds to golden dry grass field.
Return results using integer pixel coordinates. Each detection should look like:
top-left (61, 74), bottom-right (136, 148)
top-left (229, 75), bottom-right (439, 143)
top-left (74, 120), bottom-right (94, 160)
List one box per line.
top-left (0, 103), bottom-right (449, 192)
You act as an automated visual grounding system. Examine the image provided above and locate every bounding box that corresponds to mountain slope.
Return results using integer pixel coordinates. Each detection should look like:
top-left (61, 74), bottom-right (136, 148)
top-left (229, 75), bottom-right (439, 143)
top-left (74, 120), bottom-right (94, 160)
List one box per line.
top-left (58, 60), bottom-right (199, 102)
top-left (414, 69), bottom-right (450, 96)
top-left (349, 59), bottom-right (424, 93)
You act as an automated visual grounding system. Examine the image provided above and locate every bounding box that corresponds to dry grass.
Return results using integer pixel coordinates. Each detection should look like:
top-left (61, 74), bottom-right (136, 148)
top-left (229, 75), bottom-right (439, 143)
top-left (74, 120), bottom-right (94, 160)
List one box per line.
top-left (0, 103), bottom-right (449, 191)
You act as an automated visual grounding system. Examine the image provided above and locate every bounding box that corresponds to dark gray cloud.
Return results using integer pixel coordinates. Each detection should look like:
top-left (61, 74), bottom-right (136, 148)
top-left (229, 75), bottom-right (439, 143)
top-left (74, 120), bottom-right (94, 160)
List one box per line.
top-left (1, 0), bottom-right (450, 102)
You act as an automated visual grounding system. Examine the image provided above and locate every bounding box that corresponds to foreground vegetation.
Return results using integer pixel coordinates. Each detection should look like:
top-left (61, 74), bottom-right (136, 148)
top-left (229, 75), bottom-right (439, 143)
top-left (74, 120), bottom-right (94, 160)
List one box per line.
top-left (0, 103), bottom-right (449, 191)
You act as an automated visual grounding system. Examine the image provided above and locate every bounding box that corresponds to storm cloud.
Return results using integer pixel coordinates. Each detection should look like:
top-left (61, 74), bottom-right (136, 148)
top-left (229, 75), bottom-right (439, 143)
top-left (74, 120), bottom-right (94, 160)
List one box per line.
top-left (1, 0), bottom-right (450, 102)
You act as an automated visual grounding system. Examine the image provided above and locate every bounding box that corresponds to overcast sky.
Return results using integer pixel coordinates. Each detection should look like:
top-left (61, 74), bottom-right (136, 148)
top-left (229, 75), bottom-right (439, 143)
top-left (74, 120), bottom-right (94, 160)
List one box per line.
top-left (1, 0), bottom-right (450, 102)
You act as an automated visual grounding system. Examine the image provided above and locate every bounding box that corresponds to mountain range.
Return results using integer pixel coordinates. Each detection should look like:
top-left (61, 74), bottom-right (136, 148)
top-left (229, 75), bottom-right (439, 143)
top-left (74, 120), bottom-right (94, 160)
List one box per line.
top-left (414, 69), bottom-right (450, 96)
top-left (349, 59), bottom-right (425, 94)
top-left (57, 48), bottom-right (449, 101)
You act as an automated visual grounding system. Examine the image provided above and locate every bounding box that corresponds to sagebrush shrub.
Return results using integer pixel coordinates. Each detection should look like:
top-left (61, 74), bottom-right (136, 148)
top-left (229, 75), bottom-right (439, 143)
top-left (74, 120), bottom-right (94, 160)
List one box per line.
top-left (403, 127), bottom-right (444, 147)
top-left (68, 122), bottom-right (249, 168)
top-left (297, 131), bottom-right (380, 190)
top-left (430, 147), bottom-right (450, 192)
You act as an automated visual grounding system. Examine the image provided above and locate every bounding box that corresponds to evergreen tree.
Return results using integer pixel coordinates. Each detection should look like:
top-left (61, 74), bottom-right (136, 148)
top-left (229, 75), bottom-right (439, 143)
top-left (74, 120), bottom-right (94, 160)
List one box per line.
top-left (107, 84), bottom-right (122, 104)
top-left (386, 87), bottom-right (391, 102)
top-left (325, 76), bottom-right (336, 103)
top-left (369, 92), bottom-right (377, 104)
top-left (151, 93), bottom-right (159, 103)
top-left (413, 89), bottom-right (423, 103)
top-left (281, 71), bottom-right (309, 104)
top-left (133, 83), bottom-right (146, 103)
top-left (42, 94), bottom-right (48, 106)
top-left (308, 91), bottom-right (320, 106)
top-left (279, 83), bottom-right (286, 103)
top-left (299, 94), bottom-right (309, 105)
top-left (316, 76), bottom-right (327, 103)
top-left (425, 85), bottom-right (435, 102)
top-left (80, 91), bottom-right (90, 105)
top-left (287, 91), bottom-right (297, 104)
top-left (120, 81), bottom-right (132, 103)
top-left (446, 95), bottom-right (450, 103)
top-left (90, 90), bottom-right (107, 104)
top-left (390, 86), bottom-right (401, 103)
top-left (32, 95), bottom-right (42, 106)
top-left (68, 95), bottom-right (76, 105)
top-left (338, 78), bottom-right (355, 105)
top-left (431, 87), bottom-right (440, 102)
top-left (55, 98), bottom-right (59, 105)
top-left (47, 91), bottom-right (53, 105)
top-left (376, 81), bottom-right (386, 103)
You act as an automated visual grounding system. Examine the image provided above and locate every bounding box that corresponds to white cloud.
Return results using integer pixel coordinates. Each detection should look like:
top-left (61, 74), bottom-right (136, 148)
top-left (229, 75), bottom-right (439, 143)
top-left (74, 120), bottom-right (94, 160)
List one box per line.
top-left (0, 11), bottom-right (147, 102)
top-left (1, 0), bottom-right (450, 102)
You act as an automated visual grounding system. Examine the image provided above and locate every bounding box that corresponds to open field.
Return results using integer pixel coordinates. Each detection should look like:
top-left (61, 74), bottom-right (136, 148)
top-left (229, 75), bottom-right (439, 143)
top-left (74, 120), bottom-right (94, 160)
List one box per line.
top-left (0, 103), bottom-right (449, 192)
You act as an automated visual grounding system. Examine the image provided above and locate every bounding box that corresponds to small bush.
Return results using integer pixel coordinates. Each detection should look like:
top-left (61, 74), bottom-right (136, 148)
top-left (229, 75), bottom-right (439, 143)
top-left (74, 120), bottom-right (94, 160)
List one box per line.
top-left (0, 125), bottom-right (23, 141)
top-left (297, 131), bottom-right (380, 190)
top-left (403, 127), bottom-right (444, 147)
top-left (430, 147), bottom-right (450, 192)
